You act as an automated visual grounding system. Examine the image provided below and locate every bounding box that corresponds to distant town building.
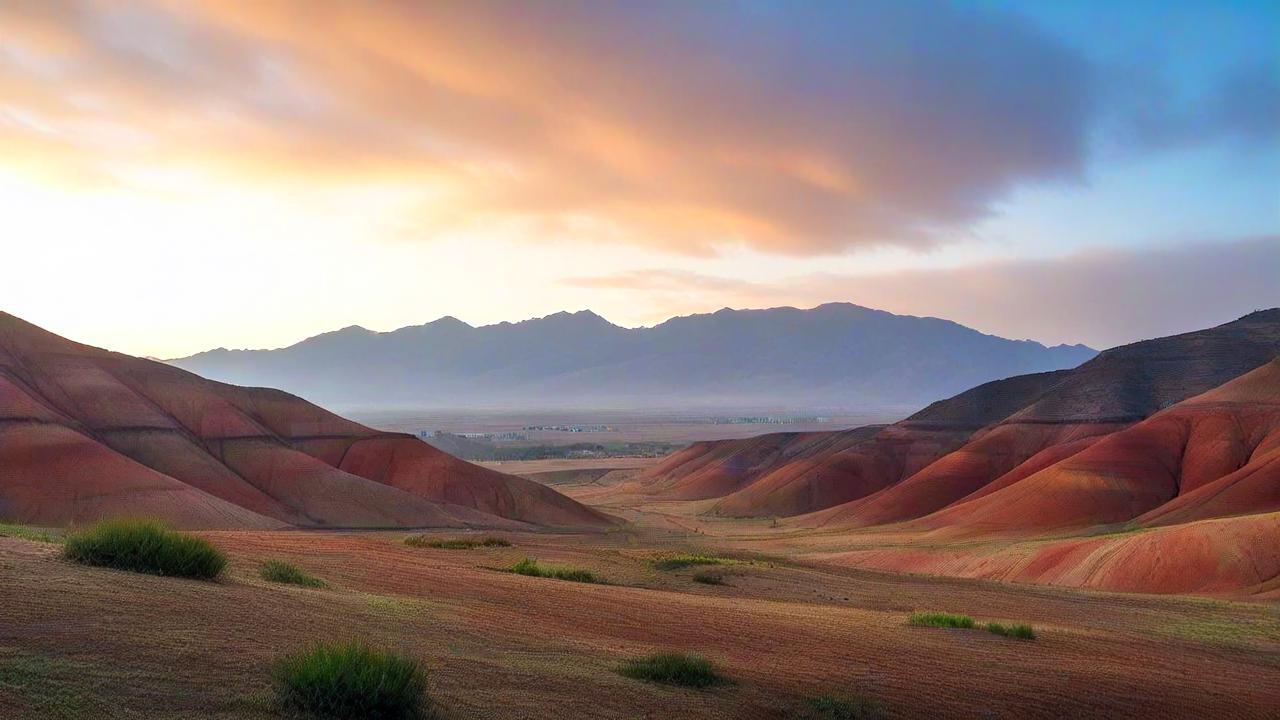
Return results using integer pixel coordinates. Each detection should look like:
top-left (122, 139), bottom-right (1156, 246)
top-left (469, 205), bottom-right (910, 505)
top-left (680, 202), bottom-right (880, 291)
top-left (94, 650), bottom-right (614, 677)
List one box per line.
top-left (522, 424), bottom-right (615, 433)
top-left (419, 430), bottom-right (527, 441)
top-left (709, 416), bottom-right (824, 425)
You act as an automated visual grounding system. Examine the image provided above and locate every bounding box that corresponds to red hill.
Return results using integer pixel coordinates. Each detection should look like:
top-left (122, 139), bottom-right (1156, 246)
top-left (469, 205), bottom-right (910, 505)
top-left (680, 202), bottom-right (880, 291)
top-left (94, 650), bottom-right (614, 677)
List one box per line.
top-left (0, 313), bottom-right (615, 530)
top-left (635, 310), bottom-right (1280, 525)
top-left (914, 358), bottom-right (1280, 534)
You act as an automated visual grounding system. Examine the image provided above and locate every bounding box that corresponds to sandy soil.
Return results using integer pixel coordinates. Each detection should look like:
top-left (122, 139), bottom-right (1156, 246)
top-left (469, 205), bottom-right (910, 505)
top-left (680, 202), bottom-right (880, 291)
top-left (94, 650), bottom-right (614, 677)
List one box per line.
top-left (2, 525), bottom-right (1278, 719)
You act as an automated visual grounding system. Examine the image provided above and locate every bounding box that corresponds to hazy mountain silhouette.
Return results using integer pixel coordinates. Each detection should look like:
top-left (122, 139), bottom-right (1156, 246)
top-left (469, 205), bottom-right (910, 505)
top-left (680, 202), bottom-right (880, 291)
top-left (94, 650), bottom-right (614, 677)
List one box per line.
top-left (169, 303), bottom-right (1096, 410)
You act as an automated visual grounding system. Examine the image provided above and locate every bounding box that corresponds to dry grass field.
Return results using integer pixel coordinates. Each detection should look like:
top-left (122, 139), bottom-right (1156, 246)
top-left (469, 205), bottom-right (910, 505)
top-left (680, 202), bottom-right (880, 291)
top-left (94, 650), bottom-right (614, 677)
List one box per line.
top-left (2, 515), bottom-right (1278, 719)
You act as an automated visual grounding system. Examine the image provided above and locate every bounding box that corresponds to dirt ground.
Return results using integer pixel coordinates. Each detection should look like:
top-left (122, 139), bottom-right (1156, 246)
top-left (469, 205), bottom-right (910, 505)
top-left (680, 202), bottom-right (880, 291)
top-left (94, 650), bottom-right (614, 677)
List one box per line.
top-left (2, 517), bottom-right (1278, 719)
top-left (478, 457), bottom-right (659, 476)
top-left (471, 458), bottom-right (656, 490)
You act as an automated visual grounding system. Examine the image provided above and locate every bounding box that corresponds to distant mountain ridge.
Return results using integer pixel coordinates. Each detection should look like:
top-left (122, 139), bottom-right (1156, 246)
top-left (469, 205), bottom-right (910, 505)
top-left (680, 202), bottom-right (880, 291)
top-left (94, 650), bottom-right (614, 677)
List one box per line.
top-left (170, 303), bottom-right (1096, 410)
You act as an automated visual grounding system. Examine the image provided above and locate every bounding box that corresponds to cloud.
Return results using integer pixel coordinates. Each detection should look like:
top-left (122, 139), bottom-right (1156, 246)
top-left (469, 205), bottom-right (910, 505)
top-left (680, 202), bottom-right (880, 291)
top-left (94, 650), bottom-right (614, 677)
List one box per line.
top-left (0, 0), bottom-right (1098, 254)
top-left (1106, 59), bottom-right (1280, 152)
top-left (1203, 63), bottom-right (1280, 144)
top-left (563, 237), bottom-right (1280, 348)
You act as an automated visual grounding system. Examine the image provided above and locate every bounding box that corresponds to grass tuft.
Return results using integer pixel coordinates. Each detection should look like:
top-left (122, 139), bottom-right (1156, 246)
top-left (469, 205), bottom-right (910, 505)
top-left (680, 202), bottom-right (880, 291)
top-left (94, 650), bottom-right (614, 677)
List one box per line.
top-left (907, 612), bottom-right (975, 629)
top-left (509, 557), bottom-right (602, 583)
top-left (0, 522), bottom-right (59, 543)
top-left (652, 553), bottom-right (732, 571)
top-left (795, 694), bottom-right (887, 720)
top-left (986, 622), bottom-right (1036, 640)
top-left (617, 652), bottom-right (727, 688)
top-left (692, 571), bottom-right (727, 585)
top-left (405, 535), bottom-right (512, 550)
top-left (63, 519), bottom-right (225, 579)
top-left (272, 641), bottom-right (428, 720)
top-left (260, 560), bottom-right (327, 588)
top-left (0, 653), bottom-right (98, 719)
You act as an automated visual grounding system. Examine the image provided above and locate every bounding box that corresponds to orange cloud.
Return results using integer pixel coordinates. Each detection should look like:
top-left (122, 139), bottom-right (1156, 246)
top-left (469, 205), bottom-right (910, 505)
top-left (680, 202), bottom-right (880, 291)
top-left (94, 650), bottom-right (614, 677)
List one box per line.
top-left (1, 0), bottom-right (1093, 254)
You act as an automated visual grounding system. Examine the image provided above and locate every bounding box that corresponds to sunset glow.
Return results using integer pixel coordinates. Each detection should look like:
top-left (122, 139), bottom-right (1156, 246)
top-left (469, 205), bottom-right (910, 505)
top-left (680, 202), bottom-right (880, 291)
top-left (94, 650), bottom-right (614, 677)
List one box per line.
top-left (2, 0), bottom-right (1276, 357)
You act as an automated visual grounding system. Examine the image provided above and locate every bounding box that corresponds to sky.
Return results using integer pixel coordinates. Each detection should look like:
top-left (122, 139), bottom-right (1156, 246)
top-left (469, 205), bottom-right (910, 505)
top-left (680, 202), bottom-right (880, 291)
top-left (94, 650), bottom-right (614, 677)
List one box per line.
top-left (1, 0), bottom-right (1277, 358)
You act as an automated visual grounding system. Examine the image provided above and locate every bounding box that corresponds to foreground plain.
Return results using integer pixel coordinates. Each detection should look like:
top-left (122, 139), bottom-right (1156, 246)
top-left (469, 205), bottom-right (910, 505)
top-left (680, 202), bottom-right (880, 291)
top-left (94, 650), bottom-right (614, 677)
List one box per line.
top-left (2, 525), bottom-right (1278, 719)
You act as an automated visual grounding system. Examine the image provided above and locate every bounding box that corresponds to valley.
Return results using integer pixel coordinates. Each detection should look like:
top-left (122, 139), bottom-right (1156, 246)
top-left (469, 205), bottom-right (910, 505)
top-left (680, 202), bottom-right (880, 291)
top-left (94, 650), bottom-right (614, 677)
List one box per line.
top-left (2, 310), bottom-right (1277, 718)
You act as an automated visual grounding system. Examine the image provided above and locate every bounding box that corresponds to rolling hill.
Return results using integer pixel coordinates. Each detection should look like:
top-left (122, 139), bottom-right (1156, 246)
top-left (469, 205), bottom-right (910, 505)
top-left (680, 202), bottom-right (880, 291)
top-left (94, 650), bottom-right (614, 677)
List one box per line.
top-left (630, 309), bottom-right (1280, 525)
top-left (0, 312), bottom-right (614, 530)
top-left (912, 357), bottom-right (1280, 533)
top-left (808, 359), bottom-right (1280, 595)
top-left (169, 303), bottom-right (1095, 410)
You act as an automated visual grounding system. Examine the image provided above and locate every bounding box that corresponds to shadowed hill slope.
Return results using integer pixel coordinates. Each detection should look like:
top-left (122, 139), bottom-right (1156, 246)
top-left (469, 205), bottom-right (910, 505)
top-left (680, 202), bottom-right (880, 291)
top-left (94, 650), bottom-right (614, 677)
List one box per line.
top-left (804, 309), bottom-right (1280, 528)
top-left (708, 370), bottom-right (1076, 517)
top-left (633, 310), bottom-right (1280, 524)
top-left (621, 369), bottom-right (1077, 517)
top-left (908, 358), bottom-right (1280, 534)
top-left (0, 313), bottom-right (615, 530)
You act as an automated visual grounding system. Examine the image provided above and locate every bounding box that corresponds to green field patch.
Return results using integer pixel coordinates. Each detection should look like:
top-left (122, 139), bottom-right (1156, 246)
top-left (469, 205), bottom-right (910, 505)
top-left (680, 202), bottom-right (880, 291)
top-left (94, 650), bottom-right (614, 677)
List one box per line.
top-left (63, 520), bottom-right (225, 580)
top-left (0, 522), bottom-right (60, 544)
top-left (616, 652), bottom-right (728, 688)
top-left (907, 612), bottom-right (975, 629)
top-left (510, 557), bottom-right (603, 584)
top-left (651, 553), bottom-right (736, 571)
top-left (260, 560), bottom-right (327, 589)
top-left (405, 536), bottom-right (512, 550)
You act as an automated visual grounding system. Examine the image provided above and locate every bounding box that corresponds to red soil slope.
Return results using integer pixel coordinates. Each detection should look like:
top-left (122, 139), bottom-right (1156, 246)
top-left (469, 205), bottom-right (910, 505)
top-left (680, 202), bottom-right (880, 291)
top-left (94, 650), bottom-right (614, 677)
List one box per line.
top-left (709, 423), bottom-right (976, 517)
top-left (644, 310), bottom-right (1280, 522)
top-left (0, 313), bottom-right (614, 530)
top-left (626, 426), bottom-right (883, 501)
top-left (627, 370), bottom-right (1072, 517)
top-left (818, 510), bottom-right (1280, 597)
top-left (805, 420), bottom-right (1123, 528)
top-left (912, 359), bottom-right (1280, 535)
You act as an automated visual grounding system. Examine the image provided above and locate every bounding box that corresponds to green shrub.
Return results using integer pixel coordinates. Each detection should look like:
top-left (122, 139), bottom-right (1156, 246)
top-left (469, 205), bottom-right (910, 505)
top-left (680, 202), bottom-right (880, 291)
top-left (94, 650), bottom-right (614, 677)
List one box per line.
top-left (272, 641), bottom-right (427, 720)
top-left (0, 522), bottom-right (58, 543)
top-left (260, 560), bottom-right (327, 588)
top-left (986, 622), bottom-right (1036, 640)
top-left (907, 612), bottom-right (975, 629)
top-left (794, 695), bottom-right (887, 720)
top-left (405, 536), bottom-right (511, 549)
top-left (651, 553), bottom-right (731, 571)
top-left (617, 652), bottom-right (727, 688)
top-left (692, 572), bottom-right (726, 585)
top-left (509, 557), bottom-right (601, 583)
top-left (63, 519), bottom-right (225, 579)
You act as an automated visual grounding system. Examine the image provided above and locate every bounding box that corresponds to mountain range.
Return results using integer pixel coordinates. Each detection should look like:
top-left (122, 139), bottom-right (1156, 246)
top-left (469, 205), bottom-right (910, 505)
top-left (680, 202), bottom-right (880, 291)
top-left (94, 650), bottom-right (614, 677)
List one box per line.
top-left (169, 303), bottom-right (1095, 410)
